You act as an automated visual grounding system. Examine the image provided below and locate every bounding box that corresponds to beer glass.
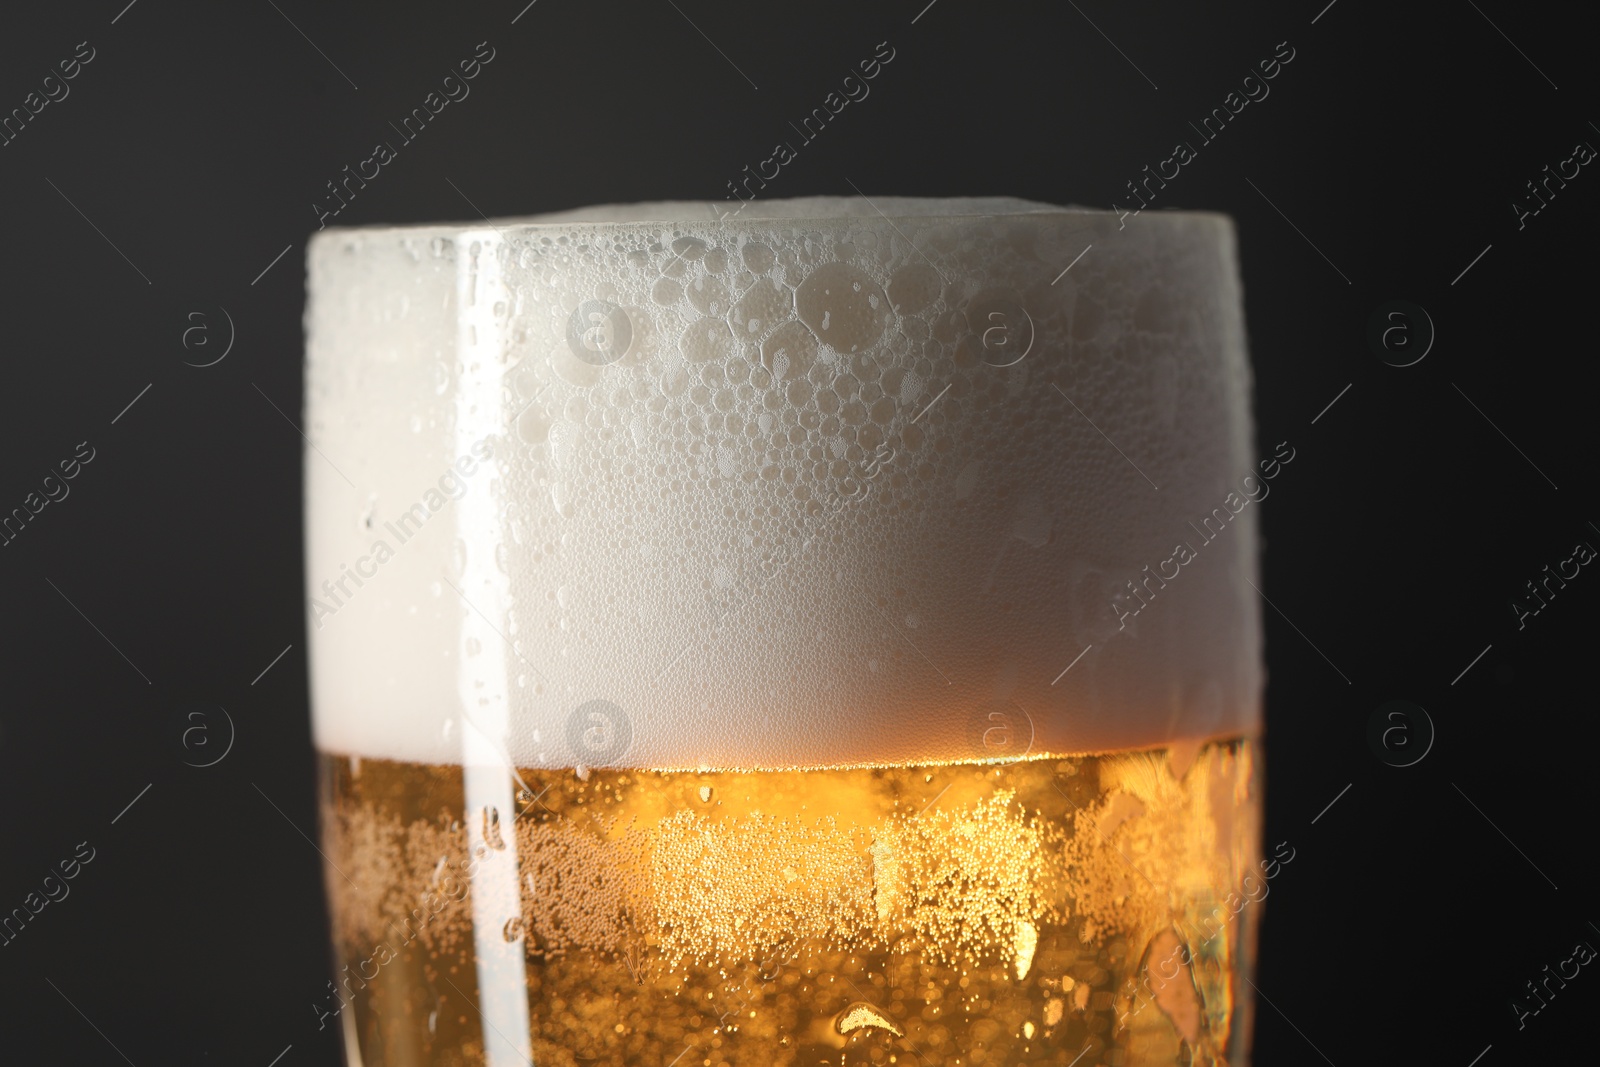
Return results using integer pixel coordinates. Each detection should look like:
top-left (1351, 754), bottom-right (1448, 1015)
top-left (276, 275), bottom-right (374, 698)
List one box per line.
top-left (304, 197), bottom-right (1263, 1066)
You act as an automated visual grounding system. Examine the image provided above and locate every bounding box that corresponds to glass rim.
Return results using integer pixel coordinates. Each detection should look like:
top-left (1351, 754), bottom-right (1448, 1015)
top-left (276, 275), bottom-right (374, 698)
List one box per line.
top-left (309, 195), bottom-right (1234, 239)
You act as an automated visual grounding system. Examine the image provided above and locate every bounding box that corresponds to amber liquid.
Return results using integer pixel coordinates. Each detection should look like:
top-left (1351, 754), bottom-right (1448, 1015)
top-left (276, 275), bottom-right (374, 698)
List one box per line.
top-left (317, 741), bottom-right (1260, 1066)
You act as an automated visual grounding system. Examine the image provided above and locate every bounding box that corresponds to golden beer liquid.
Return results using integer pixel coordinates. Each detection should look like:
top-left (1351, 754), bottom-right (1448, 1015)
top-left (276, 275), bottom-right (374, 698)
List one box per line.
top-left (318, 740), bottom-right (1260, 1066)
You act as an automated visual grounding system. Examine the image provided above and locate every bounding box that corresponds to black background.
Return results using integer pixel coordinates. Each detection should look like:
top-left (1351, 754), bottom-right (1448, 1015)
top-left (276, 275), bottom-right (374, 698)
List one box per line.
top-left (1, 1), bottom-right (1596, 1063)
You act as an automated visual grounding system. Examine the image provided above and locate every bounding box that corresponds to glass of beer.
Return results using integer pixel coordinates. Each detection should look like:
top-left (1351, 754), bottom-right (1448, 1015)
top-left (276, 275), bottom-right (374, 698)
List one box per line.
top-left (305, 197), bottom-right (1263, 1066)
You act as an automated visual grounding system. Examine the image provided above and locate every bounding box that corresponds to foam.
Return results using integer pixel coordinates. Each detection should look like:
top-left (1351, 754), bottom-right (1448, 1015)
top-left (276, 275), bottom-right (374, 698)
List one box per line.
top-left (304, 197), bottom-right (1261, 769)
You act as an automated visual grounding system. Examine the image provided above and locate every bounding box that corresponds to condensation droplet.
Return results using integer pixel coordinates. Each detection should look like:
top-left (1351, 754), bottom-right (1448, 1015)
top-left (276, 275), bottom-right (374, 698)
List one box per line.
top-left (1014, 920), bottom-right (1038, 979)
top-left (835, 1001), bottom-right (903, 1037)
top-left (482, 805), bottom-right (506, 850)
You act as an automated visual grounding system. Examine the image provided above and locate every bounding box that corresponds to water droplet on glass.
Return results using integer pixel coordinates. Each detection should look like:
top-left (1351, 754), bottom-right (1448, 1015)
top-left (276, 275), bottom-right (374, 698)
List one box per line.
top-left (482, 805), bottom-right (506, 850)
top-left (835, 1002), bottom-right (903, 1037)
top-left (1014, 920), bottom-right (1038, 979)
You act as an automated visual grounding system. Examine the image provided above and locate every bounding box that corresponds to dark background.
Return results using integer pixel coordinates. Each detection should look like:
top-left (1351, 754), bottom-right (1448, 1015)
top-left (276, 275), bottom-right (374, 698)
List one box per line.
top-left (1, 0), bottom-right (1595, 1063)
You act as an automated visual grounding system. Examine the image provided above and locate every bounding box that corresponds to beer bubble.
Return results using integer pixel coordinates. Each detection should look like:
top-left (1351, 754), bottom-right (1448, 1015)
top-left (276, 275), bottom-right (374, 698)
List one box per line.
top-left (503, 916), bottom-right (525, 942)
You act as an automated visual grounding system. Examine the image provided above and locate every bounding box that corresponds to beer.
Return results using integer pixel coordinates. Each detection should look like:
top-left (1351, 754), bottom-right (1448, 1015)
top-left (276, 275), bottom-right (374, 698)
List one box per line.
top-left (319, 741), bottom-right (1259, 1066)
top-left (306, 198), bottom-right (1264, 1064)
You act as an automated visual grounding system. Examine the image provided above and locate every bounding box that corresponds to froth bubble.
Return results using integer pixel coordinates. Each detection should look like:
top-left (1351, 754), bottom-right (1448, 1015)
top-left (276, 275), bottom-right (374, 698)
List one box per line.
top-left (670, 236), bottom-right (708, 262)
top-left (967, 290), bottom-right (1034, 368)
top-left (685, 274), bottom-right (730, 317)
top-left (306, 198), bottom-right (1260, 769)
top-left (887, 263), bottom-right (942, 315)
top-left (651, 277), bottom-right (682, 306)
top-left (566, 299), bottom-right (633, 366)
top-left (565, 699), bottom-right (632, 766)
top-left (741, 241), bottom-right (775, 273)
top-left (796, 262), bottom-right (890, 355)
top-left (680, 317), bottom-right (736, 363)
top-left (729, 277), bottom-right (793, 339)
top-left (967, 700), bottom-right (1035, 765)
top-left (516, 405), bottom-right (553, 444)
top-left (760, 320), bottom-right (818, 382)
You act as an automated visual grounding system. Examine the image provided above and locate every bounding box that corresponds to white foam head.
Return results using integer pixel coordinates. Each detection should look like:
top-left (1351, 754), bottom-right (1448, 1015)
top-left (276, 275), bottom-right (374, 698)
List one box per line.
top-left (305, 197), bottom-right (1261, 770)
